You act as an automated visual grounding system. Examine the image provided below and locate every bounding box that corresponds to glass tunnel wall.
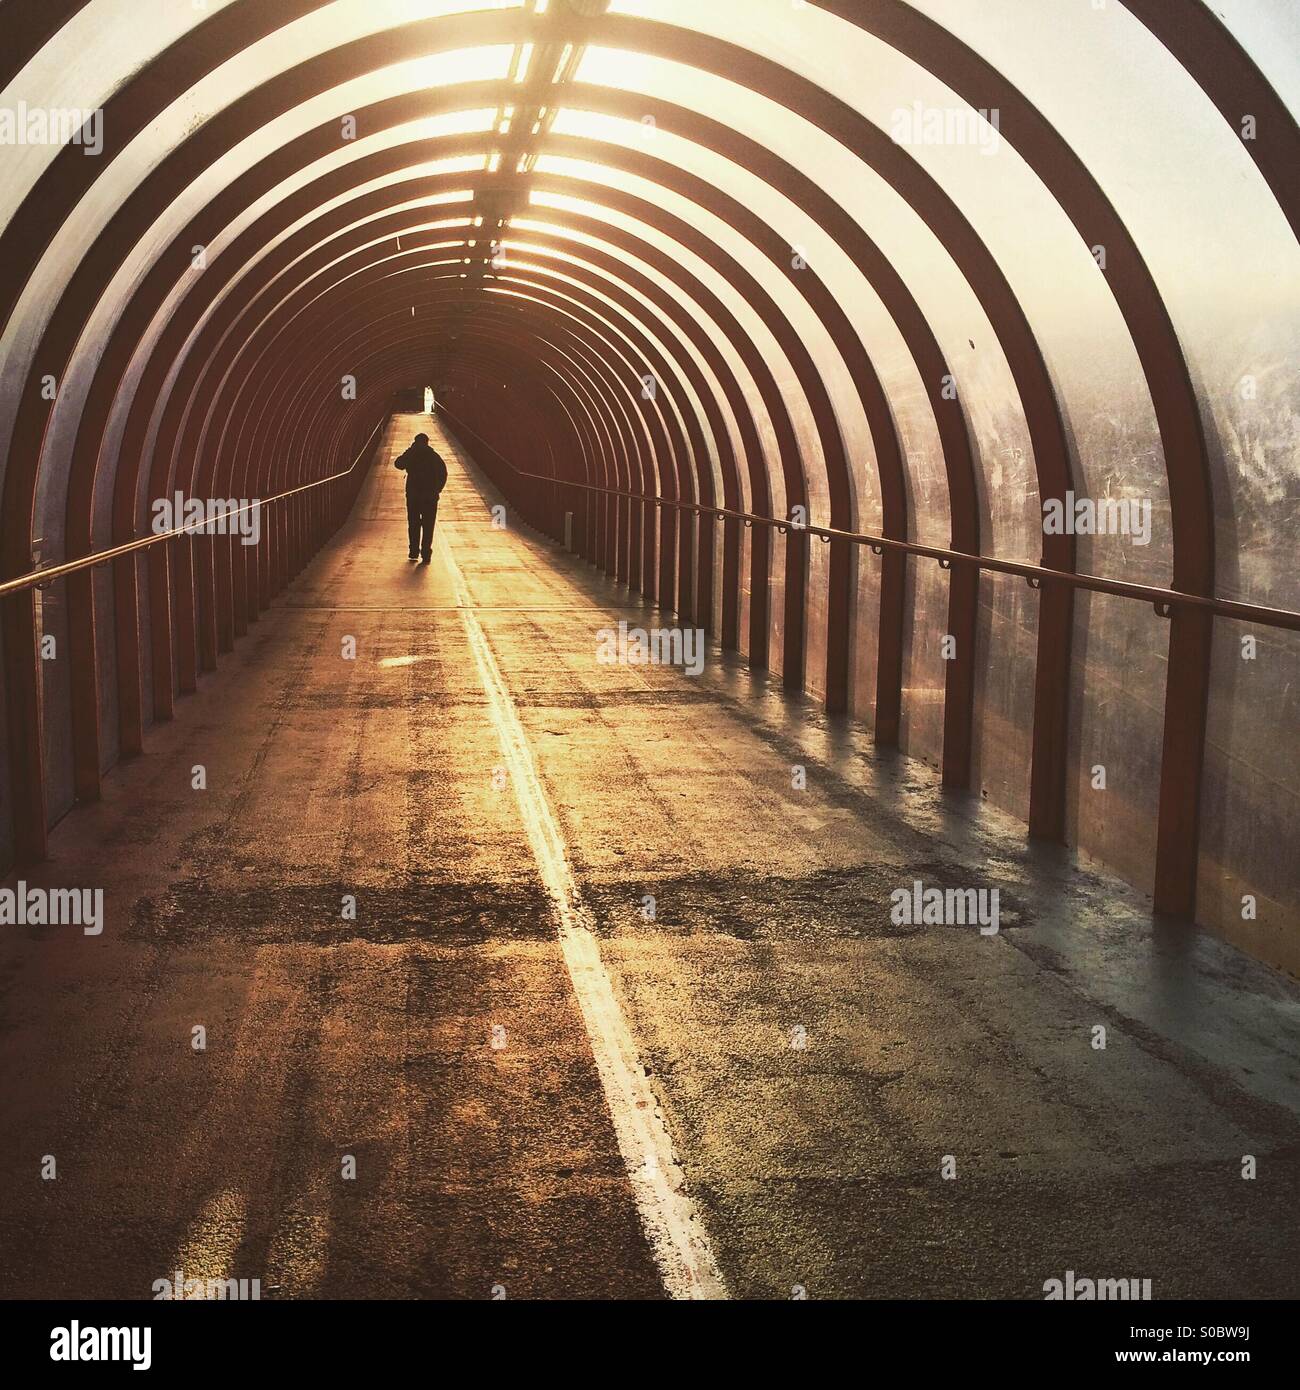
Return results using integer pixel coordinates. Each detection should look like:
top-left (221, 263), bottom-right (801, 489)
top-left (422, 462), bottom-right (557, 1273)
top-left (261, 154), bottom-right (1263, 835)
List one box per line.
top-left (0, 0), bottom-right (1296, 972)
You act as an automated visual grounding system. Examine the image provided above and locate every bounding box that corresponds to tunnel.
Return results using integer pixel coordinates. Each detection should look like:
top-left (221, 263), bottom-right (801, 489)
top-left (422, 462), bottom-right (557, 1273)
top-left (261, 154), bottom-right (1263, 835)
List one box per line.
top-left (0, 0), bottom-right (1298, 1321)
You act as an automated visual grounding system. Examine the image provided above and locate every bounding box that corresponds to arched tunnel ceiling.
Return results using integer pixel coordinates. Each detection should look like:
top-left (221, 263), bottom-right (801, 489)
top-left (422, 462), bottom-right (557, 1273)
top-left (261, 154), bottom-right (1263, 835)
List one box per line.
top-left (2, 0), bottom-right (1297, 572)
top-left (1, 0), bottom-right (1298, 921)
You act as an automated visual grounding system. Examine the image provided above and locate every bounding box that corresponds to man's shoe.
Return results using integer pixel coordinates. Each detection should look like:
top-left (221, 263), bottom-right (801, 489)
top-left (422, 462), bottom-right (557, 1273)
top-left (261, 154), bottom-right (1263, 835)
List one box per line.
top-left (408, 552), bottom-right (419, 561)
top-left (420, 551), bottom-right (432, 564)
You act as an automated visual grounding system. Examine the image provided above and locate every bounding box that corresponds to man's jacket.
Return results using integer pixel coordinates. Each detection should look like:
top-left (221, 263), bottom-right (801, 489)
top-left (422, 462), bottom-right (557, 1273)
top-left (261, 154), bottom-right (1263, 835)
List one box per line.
top-left (395, 441), bottom-right (448, 501)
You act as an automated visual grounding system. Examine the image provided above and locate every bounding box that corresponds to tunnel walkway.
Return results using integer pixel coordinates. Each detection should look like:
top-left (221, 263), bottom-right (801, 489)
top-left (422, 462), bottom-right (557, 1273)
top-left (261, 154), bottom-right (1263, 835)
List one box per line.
top-left (1, 414), bottom-right (1297, 1300)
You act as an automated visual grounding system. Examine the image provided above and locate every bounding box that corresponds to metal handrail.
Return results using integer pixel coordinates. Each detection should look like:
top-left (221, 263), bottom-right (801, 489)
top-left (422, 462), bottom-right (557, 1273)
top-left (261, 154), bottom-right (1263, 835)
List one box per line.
top-left (0, 419), bottom-right (386, 601)
top-left (438, 405), bottom-right (1300, 634)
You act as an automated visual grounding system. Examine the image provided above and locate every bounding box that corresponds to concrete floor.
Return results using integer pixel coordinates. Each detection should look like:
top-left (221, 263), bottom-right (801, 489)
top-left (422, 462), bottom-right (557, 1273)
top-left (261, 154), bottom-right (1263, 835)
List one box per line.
top-left (1, 414), bottom-right (1297, 1300)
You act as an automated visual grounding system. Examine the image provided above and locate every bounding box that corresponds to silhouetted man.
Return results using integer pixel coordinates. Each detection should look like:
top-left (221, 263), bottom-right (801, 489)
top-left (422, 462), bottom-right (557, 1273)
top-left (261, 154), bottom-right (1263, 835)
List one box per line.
top-left (394, 432), bottom-right (448, 562)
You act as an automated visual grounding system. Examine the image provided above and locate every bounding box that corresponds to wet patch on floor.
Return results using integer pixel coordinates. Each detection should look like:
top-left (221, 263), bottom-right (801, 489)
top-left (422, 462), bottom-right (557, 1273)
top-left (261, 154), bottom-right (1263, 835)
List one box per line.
top-left (582, 863), bottom-right (1025, 941)
top-left (508, 689), bottom-right (721, 709)
top-left (130, 880), bottom-right (559, 945)
top-left (287, 688), bottom-right (487, 712)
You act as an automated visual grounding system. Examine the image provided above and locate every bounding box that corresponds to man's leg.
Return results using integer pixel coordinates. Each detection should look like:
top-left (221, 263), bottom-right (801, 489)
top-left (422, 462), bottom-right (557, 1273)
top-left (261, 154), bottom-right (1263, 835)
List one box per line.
top-left (420, 501), bottom-right (437, 562)
top-left (406, 496), bottom-right (420, 559)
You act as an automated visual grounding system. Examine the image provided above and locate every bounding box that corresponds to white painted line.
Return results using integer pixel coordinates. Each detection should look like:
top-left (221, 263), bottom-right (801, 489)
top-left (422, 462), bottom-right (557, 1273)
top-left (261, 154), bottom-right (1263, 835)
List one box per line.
top-left (437, 529), bottom-right (728, 1301)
